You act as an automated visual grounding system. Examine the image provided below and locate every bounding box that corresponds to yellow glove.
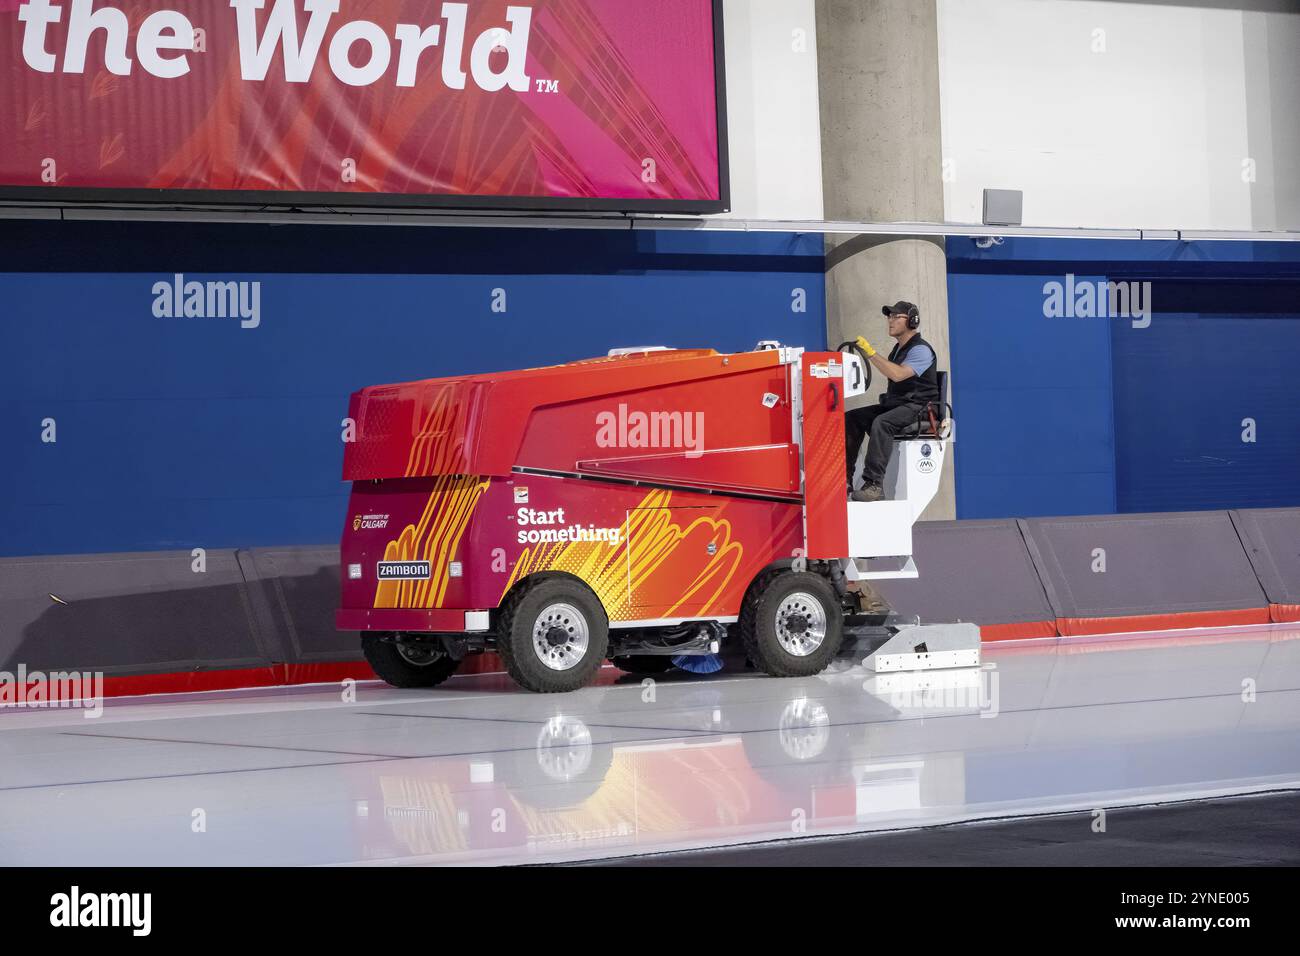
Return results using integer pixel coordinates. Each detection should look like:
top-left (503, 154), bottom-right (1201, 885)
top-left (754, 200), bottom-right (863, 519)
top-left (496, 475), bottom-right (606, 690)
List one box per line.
top-left (855, 335), bottom-right (877, 357)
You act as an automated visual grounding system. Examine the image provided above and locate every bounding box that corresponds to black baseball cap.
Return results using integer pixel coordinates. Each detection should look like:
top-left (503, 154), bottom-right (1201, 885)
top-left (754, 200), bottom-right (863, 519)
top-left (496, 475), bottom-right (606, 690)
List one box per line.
top-left (882, 300), bottom-right (919, 318)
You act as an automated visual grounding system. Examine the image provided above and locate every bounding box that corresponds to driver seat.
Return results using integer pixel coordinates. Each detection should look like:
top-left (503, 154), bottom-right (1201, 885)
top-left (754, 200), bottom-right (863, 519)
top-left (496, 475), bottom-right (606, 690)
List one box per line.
top-left (895, 371), bottom-right (950, 439)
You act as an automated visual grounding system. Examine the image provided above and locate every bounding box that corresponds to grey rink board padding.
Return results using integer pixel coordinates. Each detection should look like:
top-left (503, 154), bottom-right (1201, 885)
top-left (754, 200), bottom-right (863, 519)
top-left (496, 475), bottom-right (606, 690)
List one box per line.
top-left (1229, 508), bottom-right (1300, 606)
top-left (241, 547), bottom-right (362, 663)
top-left (1018, 511), bottom-right (1269, 620)
top-left (0, 550), bottom-right (279, 675)
top-left (870, 519), bottom-right (1055, 625)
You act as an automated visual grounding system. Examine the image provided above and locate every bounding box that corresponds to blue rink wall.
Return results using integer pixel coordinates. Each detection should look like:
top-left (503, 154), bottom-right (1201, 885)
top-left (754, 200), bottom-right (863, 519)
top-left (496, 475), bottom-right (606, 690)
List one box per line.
top-left (0, 220), bottom-right (825, 557)
top-left (4, 221), bottom-right (1299, 557)
top-left (946, 237), bottom-right (1300, 520)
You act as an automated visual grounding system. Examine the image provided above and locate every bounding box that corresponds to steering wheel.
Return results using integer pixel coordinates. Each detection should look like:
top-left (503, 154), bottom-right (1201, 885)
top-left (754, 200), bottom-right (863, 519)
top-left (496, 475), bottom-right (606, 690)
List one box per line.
top-left (837, 340), bottom-right (873, 396)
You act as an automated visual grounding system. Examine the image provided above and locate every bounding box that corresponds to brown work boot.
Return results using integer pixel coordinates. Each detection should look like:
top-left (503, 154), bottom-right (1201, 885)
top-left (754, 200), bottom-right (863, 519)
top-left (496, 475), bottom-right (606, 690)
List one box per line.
top-left (851, 483), bottom-right (885, 502)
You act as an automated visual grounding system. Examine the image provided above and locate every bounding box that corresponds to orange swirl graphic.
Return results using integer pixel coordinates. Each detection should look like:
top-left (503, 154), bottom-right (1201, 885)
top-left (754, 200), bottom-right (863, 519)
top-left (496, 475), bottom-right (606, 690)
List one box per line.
top-left (405, 384), bottom-right (468, 479)
top-left (503, 490), bottom-right (744, 620)
top-left (375, 475), bottom-right (491, 609)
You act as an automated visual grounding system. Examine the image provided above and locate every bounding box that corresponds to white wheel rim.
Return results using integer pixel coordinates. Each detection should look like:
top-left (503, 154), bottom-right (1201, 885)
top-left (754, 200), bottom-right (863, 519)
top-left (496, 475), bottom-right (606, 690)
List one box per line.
top-left (535, 716), bottom-right (593, 781)
top-left (778, 697), bottom-right (832, 760)
top-left (532, 602), bottom-right (591, 671)
top-left (775, 592), bottom-right (827, 657)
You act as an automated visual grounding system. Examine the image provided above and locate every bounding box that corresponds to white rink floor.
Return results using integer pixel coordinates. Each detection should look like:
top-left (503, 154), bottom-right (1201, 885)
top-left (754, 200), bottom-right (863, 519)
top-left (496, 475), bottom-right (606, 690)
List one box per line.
top-left (1, 625), bottom-right (1298, 866)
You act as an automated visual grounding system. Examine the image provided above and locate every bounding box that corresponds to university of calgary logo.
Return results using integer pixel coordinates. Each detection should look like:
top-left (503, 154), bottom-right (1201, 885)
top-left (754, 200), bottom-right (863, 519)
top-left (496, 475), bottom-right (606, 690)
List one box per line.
top-left (353, 516), bottom-right (362, 531)
top-left (353, 513), bottom-right (391, 532)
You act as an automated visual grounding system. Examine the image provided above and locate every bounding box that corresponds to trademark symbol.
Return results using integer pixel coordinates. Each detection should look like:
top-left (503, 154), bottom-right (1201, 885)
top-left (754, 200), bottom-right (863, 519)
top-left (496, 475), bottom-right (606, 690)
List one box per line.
top-left (535, 78), bottom-right (559, 94)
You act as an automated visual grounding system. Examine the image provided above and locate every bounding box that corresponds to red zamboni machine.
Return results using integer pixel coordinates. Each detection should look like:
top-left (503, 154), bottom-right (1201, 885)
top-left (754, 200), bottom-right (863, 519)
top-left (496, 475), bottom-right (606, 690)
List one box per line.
top-left (337, 343), bottom-right (979, 692)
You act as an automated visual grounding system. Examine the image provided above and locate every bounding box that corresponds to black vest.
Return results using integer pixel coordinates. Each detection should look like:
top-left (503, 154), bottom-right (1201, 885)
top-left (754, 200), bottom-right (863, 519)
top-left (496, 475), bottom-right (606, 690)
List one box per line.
top-left (882, 333), bottom-right (940, 407)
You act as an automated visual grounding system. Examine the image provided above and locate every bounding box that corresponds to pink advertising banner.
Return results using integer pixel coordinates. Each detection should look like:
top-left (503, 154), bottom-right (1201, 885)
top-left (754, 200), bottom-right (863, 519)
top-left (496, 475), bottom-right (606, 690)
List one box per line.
top-left (0, 0), bottom-right (728, 211)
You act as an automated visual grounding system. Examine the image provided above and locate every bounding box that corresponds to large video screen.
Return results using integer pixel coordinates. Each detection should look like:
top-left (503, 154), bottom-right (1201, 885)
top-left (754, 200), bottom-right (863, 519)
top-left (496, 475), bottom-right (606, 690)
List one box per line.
top-left (0, 0), bottom-right (728, 211)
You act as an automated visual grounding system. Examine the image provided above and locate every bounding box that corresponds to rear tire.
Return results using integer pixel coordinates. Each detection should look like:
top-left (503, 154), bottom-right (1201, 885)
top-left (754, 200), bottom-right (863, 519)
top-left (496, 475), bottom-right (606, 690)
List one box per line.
top-left (610, 655), bottom-right (677, 676)
top-left (739, 570), bottom-right (844, 678)
top-left (497, 578), bottom-right (609, 693)
top-left (362, 633), bottom-right (461, 688)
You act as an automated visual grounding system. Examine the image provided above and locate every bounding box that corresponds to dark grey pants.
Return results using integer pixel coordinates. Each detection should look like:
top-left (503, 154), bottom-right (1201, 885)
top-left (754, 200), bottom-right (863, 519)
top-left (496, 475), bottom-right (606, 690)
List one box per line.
top-left (845, 402), bottom-right (922, 486)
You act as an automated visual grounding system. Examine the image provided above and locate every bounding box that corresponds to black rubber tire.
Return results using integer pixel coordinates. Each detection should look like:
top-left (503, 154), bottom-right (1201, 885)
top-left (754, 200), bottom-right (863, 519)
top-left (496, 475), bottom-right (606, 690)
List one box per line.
top-left (610, 655), bottom-right (678, 675)
top-left (496, 577), bottom-right (610, 693)
top-left (739, 570), bottom-right (844, 678)
top-left (362, 633), bottom-right (461, 688)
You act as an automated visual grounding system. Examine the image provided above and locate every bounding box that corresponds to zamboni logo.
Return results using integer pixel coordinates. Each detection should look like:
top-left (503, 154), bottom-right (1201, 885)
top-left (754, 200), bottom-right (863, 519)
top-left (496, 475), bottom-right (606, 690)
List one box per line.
top-left (377, 561), bottom-right (432, 580)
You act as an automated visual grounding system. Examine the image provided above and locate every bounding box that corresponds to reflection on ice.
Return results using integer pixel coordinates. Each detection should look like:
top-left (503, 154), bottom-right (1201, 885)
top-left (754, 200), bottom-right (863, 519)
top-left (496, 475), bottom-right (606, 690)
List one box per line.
top-left (0, 626), bottom-right (1296, 864)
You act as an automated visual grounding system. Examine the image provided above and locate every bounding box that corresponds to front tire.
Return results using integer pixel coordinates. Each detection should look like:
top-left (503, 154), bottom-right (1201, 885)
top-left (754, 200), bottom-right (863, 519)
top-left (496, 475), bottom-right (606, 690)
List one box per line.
top-left (362, 633), bottom-right (461, 688)
top-left (739, 571), bottom-right (844, 677)
top-left (497, 578), bottom-right (610, 693)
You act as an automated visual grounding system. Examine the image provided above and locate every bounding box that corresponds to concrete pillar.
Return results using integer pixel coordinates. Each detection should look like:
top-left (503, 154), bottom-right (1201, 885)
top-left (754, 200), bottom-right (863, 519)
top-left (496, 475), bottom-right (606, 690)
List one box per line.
top-left (816, 0), bottom-right (955, 520)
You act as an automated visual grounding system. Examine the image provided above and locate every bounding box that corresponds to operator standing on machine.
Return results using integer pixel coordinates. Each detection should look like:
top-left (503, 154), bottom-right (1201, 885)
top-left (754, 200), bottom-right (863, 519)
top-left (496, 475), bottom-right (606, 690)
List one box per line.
top-left (846, 300), bottom-right (940, 502)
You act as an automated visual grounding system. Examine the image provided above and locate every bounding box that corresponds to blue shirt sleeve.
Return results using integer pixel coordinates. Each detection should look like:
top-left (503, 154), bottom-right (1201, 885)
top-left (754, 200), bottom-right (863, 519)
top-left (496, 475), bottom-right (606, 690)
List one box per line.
top-left (903, 344), bottom-right (934, 378)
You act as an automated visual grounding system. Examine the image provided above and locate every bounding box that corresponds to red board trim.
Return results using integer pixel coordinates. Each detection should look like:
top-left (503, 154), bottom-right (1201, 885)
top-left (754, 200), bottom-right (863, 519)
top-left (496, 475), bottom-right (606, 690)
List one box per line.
top-left (83, 653), bottom-right (509, 701)
top-left (1056, 607), bottom-right (1271, 637)
top-left (1270, 604), bottom-right (1300, 623)
top-left (978, 620), bottom-right (1059, 642)
top-left (47, 612), bottom-right (1288, 701)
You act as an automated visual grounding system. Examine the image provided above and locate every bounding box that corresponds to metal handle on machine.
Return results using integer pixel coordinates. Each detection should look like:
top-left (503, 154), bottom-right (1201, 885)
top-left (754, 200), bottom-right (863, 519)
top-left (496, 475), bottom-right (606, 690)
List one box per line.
top-left (836, 340), bottom-right (873, 395)
top-left (829, 382), bottom-right (839, 410)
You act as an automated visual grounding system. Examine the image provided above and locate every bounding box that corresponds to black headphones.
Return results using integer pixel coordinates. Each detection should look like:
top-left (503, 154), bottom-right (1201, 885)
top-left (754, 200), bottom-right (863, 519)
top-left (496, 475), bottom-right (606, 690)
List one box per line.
top-left (884, 302), bottom-right (922, 331)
